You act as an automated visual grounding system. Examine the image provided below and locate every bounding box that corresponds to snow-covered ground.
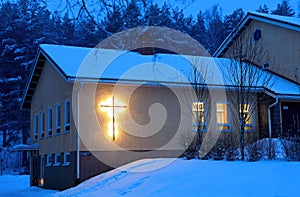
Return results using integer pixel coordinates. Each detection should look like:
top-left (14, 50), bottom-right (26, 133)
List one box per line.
top-left (1, 158), bottom-right (300, 196)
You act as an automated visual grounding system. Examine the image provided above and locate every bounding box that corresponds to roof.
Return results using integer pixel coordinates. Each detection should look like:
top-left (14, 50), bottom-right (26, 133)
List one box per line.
top-left (12, 144), bottom-right (39, 151)
top-left (213, 12), bottom-right (300, 57)
top-left (21, 44), bottom-right (300, 109)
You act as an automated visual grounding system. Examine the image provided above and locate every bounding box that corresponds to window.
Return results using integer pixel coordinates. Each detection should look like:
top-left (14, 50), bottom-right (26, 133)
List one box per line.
top-left (64, 100), bottom-right (71, 132)
top-left (262, 62), bottom-right (270, 69)
top-left (63, 152), bottom-right (70, 166)
top-left (46, 154), bottom-right (52, 166)
top-left (40, 112), bottom-right (45, 138)
top-left (33, 114), bottom-right (38, 140)
top-left (240, 104), bottom-right (253, 131)
top-left (253, 29), bottom-right (262, 41)
top-left (216, 103), bottom-right (231, 131)
top-left (54, 153), bottom-right (61, 166)
top-left (55, 104), bottom-right (61, 134)
top-left (47, 107), bottom-right (53, 137)
top-left (192, 102), bottom-right (206, 131)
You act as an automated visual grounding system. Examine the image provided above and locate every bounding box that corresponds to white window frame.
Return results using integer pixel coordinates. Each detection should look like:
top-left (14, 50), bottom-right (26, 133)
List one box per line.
top-left (33, 114), bottom-right (38, 140)
top-left (216, 102), bottom-right (231, 132)
top-left (54, 153), bottom-right (61, 166)
top-left (62, 152), bottom-right (71, 166)
top-left (46, 154), bottom-right (52, 166)
top-left (47, 107), bottom-right (53, 137)
top-left (55, 103), bottom-right (61, 135)
top-left (192, 101), bottom-right (207, 132)
top-left (64, 100), bottom-right (71, 133)
top-left (40, 112), bottom-right (45, 139)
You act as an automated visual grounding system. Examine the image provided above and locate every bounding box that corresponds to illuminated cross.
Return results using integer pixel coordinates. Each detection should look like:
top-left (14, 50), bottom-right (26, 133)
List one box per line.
top-left (100, 96), bottom-right (126, 141)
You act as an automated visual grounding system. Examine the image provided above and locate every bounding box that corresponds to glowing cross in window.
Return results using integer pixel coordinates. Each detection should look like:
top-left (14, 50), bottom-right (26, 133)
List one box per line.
top-left (100, 97), bottom-right (126, 141)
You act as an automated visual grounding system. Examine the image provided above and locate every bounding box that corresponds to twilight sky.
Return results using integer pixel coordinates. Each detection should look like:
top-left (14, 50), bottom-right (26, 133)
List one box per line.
top-left (24, 0), bottom-right (300, 17)
top-left (160, 0), bottom-right (299, 16)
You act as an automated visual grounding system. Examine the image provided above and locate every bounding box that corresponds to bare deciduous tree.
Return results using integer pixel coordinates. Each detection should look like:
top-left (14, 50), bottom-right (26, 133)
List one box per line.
top-left (221, 32), bottom-right (274, 160)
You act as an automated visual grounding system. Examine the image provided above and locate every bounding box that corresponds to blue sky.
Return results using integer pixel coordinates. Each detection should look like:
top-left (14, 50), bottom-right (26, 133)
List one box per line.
top-left (160, 0), bottom-right (299, 16)
top-left (15, 0), bottom-right (299, 17)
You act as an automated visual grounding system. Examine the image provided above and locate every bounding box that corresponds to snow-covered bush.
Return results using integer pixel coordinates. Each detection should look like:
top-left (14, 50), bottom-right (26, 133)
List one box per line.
top-left (281, 137), bottom-right (300, 161)
top-left (245, 140), bottom-right (263, 162)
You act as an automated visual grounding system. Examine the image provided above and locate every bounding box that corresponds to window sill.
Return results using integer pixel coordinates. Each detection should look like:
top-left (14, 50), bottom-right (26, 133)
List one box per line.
top-left (63, 131), bottom-right (70, 135)
top-left (45, 164), bottom-right (52, 167)
top-left (62, 162), bottom-right (70, 166)
top-left (53, 163), bottom-right (61, 167)
top-left (217, 130), bottom-right (232, 132)
top-left (192, 130), bottom-right (207, 132)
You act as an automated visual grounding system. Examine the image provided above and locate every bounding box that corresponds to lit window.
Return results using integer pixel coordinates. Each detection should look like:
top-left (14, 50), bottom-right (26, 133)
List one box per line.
top-left (64, 100), bottom-right (71, 132)
top-left (48, 107), bottom-right (53, 137)
top-left (216, 103), bottom-right (231, 131)
top-left (54, 153), bottom-right (61, 166)
top-left (253, 29), bottom-right (262, 41)
top-left (46, 154), bottom-right (52, 166)
top-left (40, 112), bottom-right (45, 138)
top-left (63, 152), bottom-right (70, 166)
top-left (33, 114), bottom-right (38, 140)
top-left (240, 104), bottom-right (253, 131)
top-left (55, 104), bottom-right (61, 134)
top-left (192, 102), bottom-right (206, 131)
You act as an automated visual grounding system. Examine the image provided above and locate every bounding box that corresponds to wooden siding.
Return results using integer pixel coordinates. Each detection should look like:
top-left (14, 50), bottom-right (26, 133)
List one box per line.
top-left (221, 20), bottom-right (300, 83)
top-left (30, 61), bottom-right (76, 154)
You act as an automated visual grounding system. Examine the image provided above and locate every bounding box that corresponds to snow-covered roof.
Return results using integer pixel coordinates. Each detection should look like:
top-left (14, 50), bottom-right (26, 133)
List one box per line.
top-left (248, 12), bottom-right (300, 28)
top-left (214, 12), bottom-right (300, 57)
top-left (12, 144), bottom-right (39, 151)
top-left (21, 44), bottom-right (300, 109)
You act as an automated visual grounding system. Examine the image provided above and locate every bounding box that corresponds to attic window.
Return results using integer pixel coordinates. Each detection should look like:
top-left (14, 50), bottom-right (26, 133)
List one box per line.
top-left (262, 62), bottom-right (270, 69)
top-left (253, 29), bottom-right (262, 41)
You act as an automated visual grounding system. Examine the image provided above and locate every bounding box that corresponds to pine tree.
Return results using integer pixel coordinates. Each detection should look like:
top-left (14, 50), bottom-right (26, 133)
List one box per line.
top-left (190, 11), bottom-right (209, 49)
top-left (123, 1), bottom-right (143, 29)
top-left (205, 5), bottom-right (226, 54)
top-left (256, 4), bottom-right (269, 13)
top-left (224, 8), bottom-right (245, 36)
top-left (271, 0), bottom-right (295, 16)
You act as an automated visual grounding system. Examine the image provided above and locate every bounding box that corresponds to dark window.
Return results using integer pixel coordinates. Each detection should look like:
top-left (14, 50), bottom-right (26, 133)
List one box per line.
top-left (48, 107), bottom-right (53, 136)
top-left (262, 62), bottom-right (270, 69)
top-left (64, 100), bottom-right (71, 132)
top-left (253, 29), bottom-right (262, 41)
top-left (56, 104), bottom-right (61, 134)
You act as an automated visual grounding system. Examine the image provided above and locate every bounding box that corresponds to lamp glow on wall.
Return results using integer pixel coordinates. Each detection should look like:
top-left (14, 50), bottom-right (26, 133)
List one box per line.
top-left (100, 96), bottom-right (126, 141)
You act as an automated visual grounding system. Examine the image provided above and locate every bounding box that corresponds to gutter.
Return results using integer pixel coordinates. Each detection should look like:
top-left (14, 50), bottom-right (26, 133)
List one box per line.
top-left (75, 81), bottom-right (83, 180)
top-left (268, 97), bottom-right (279, 139)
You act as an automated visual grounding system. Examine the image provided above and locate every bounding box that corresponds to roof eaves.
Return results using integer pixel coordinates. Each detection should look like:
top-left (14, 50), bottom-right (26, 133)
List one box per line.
top-left (248, 12), bottom-right (300, 32)
top-left (213, 12), bottom-right (300, 57)
top-left (20, 48), bottom-right (43, 110)
top-left (213, 14), bottom-right (253, 57)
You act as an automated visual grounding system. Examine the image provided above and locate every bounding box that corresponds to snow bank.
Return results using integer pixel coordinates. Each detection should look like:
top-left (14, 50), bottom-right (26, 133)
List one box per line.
top-left (2, 159), bottom-right (300, 196)
top-left (58, 158), bottom-right (300, 197)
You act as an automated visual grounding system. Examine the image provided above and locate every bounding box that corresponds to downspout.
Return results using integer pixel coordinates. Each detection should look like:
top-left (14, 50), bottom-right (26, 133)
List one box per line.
top-left (268, 96), bottom-right (279, 139)
top-left (75, 82), bottom-right (83, 180)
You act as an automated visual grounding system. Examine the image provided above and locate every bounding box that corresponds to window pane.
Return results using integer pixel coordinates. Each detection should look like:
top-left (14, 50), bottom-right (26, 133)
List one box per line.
top-left (48, 108), bottom-right (52, 130)
top-left (40, 112), bottom-right (45, 138)
top-left (65, 101), bottom-right (70, 124)
top-left (216, 103), bottom-right (228, 124)
top-left (240, 104), bottom-right (252, 125)
top-left (56, 105), bottom-right (60, 127)
top-left (192, 102), bottom-right (205, 124)
top-left (34, 115), bottom-right (38, 139)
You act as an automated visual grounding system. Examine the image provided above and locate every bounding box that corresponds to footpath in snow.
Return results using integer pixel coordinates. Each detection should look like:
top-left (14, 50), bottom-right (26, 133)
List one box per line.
top-left (1, 159), bottom-right (300, 196)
